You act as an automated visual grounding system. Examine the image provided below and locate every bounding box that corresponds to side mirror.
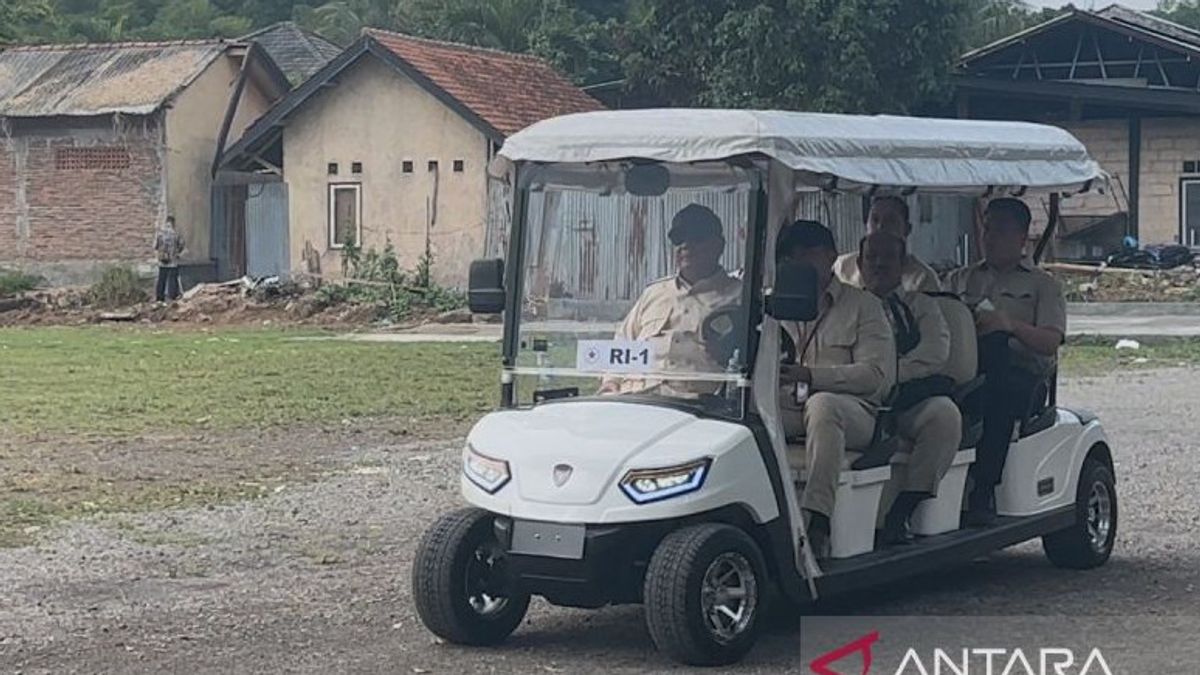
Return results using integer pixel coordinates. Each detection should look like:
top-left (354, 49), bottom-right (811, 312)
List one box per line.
top-left (468, 258), bottom-right (505, 314)
top-left (766, 260), bottom-right (818, 322)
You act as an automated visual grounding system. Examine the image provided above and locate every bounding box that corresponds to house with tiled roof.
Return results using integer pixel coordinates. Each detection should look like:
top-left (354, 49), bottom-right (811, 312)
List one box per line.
top-left (0, 39), bottom-right (289, 284)
top-left (219, 28), bottom-right (602, 286)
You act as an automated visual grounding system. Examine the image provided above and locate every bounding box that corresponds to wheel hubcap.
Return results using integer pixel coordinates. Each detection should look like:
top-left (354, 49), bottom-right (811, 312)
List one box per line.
top-left (700, 552), bottom-right (757, 644)
top-left (1086, 481), bottom-right (1113, 553)
top-left (466, 543), bottom-right (510, 617)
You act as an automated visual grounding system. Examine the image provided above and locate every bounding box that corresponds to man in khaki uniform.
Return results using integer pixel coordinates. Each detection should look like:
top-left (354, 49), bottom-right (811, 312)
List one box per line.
top-left (777, 221), bottom-right (895, 557)
top-left (834, 196), bottom-right (940, 293)
top-left (858, 232), bottom-right (962, 544)
top-left (599, 204), bottom-right (741, 396)
top-left (946, 198), bottom-right (1067, 525)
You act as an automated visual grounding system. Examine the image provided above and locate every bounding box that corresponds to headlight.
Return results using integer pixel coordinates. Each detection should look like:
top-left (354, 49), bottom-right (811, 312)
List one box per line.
top-left (464, 444), bottom-right (510, 494)
top-left (619, 458), bottom-right (711, 504)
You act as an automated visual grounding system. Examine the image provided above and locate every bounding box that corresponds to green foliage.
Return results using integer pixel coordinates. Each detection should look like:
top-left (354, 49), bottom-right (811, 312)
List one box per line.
top-left (622, 0), bottom-right (970, 114)
top-left (0, 0), bottom-right (54, 41)
top-left (1154, 0), bottom-right (1200, 29)
top-left (0, 269), bottom-right (41, 296)
top-left (86, 266), bottom-right (147, 308)
top-left (963, 0), bottom-right (1063, 51)
top-left (323, 240), bottom-right (465, 322)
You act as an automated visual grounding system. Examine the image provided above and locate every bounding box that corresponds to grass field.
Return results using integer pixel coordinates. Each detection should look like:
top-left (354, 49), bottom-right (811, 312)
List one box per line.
top-left (3, 327), bottom-right (1199, 438)
top-left (0, 327), bottom-right (499, 438)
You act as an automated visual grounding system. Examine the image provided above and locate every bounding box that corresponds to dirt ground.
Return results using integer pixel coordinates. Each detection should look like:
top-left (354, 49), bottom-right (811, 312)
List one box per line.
top-left (2, 370), bottom-right (1198, 674)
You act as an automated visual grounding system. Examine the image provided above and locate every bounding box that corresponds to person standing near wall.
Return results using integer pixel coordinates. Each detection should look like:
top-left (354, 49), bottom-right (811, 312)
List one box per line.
top-left (154, 216), bottom-right (185, 302)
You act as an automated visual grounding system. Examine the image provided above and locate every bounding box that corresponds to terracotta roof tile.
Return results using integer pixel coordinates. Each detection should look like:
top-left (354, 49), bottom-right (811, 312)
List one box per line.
top-left (364, 28), bottom-right (602, 136)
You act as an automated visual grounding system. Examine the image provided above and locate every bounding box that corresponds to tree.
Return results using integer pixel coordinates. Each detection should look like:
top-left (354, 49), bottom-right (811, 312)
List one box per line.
top-left (963, 0), bottom-right (1063, 51)
top-left (1153, 0), bottom-right (1200, 29)
top-left (1, 0), bottom-right (56, 41)
top-left (622, 0), bottom-right (970, 114)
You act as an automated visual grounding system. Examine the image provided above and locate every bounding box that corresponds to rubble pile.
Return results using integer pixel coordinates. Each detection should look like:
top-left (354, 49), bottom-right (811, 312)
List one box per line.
top-left (0, 274), bottom-right (478, 328)
top-left (1053, 263), bottom-right (1200, 303)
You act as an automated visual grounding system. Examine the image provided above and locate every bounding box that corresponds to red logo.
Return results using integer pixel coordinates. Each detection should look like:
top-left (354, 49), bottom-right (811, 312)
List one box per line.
top-left (810, 631), bottom-right (880, 675)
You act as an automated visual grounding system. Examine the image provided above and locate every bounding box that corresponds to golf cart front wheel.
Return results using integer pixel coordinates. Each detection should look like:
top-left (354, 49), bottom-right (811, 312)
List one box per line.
top-left (1043, 458), bottom-right (1118, 569)
top-left (411, 507), bottom-right (530, 645)
top-left (643, 523), bottom-right (766, 666)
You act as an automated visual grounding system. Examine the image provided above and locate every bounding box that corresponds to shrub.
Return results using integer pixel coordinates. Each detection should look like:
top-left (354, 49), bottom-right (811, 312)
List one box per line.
top-left (86, 266), bottom-right (147, 308)
top-left (327, 240), bottom-right (466, 321)
top-left (0, 269), bottom-right (41, 297)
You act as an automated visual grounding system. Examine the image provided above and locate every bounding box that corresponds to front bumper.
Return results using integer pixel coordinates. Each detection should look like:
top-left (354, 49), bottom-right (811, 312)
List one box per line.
top-left (493, 517), bottom-right (670, 608)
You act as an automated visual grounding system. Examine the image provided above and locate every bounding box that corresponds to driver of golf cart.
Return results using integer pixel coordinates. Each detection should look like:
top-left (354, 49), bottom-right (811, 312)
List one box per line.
top-left (598, 203), bottom-right (742, 396)
top-left (776, 221), bottom-right (895, 558)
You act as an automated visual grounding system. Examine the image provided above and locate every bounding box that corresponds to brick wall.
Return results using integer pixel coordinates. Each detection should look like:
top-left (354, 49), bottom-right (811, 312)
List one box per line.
top-left (0, 121), bottom-right (164, 280)
top-left (1026, 117), bottom-right (1200, 246)
top-left (1136, 117), bottom-right (1200, 245)
top-left (1058, 119), bottom-right (1129, 220)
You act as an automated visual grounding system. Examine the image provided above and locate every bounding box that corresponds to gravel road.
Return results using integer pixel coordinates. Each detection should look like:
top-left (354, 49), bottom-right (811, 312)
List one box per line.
top-left (2, 369), bottom-right (1197, 674)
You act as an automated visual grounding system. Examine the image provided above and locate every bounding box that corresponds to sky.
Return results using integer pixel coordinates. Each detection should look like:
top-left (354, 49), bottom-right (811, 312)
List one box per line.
top-left (1024, 0), bottom-right (1158, 9)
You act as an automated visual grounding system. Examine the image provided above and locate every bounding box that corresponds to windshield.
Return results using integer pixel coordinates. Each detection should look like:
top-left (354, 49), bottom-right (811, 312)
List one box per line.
top-left (510, 162), bottom-right (759, 418)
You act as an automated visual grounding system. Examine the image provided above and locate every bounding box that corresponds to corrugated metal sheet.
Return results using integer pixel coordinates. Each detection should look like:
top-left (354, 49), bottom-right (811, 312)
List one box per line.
top-left (796, 190), bottom-right (865, 252)
top-left (0, 41), bottom-right (225, 117)
top-left (245, 183), bottom-right (289, 278)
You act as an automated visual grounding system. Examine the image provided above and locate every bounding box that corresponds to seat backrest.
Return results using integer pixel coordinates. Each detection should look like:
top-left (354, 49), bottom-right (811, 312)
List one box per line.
top-left (931, 294), bottom-right (977, 386)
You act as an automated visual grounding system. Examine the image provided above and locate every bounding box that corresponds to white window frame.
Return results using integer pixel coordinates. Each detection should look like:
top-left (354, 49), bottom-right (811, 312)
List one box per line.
top-left (328, 182), bottom-right (362, 249)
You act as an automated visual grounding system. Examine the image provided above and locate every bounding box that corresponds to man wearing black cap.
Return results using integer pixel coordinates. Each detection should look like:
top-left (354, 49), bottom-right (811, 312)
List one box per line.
top-left (599, 203), bottom-right (741, 395)
top-left (777, 220), bottom-right (896, 558)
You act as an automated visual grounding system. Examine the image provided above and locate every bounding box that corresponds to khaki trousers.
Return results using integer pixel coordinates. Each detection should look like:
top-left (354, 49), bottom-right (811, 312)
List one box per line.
top-left (877, 396), bottom-right (963, 527)
top-left (783, 392), bottom-right (877, 518)
top-left (894, 396), bottom-right (962, 495)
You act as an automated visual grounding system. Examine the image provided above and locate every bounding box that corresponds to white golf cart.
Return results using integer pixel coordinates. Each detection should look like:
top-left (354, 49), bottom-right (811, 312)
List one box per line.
top-left (411, 110), bottom-right (1118, 666)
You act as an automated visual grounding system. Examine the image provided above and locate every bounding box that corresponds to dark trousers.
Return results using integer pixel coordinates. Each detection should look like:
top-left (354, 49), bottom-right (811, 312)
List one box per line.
top-left (971, 332), bottom-right (1043, 491)
top-left (156, 266), bottom-right (180, 301)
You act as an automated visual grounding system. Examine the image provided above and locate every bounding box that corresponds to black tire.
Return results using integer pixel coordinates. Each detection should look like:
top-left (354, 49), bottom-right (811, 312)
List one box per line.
top-left (411, 507), bottom-right (530, 645)
top-left (1043, 458), bottom-right (1117, 569)
top-left (643, 523), bottom-right (766, 667)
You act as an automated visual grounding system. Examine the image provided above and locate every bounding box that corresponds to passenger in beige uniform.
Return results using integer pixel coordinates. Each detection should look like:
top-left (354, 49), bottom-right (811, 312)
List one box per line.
top-left (599, 204), bottom-right (741, 396)
top-left (777, 221), bottom-right (895, 558)
top-left (834, 196), bottom-right (941, 293)
top-left (946, 198), bottom-right (1067, 525)
top-left (857, 232), bottom-right (962, 544)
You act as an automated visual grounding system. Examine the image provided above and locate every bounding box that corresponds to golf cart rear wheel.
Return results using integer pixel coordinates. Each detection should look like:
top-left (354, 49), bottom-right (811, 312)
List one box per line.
top-left (411, 507), bottom-right (530, 645)
top-left (643, 523), bottom-right (766, 666)
top-left (1043, 458), bottom-right (1117, 569)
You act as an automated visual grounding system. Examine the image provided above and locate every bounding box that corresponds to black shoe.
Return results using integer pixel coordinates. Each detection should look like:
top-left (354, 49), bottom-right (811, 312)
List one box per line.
top-left (964, 489), bottom-right (996, 527)
top-left (808, 527), bottom-right (831, 559)
top-left (881, 491), bottom-right (925, 545)
top-left (804, 509), bottom-right (832, 559)
top-left (877, 523), bottom-right (914, 547)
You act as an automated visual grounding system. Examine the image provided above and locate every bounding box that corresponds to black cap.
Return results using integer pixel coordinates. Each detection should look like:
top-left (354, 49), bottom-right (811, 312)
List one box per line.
top-left (777, 220), bottom-right (836, 259)
top-left (668, 204), bottom-right (723, 245)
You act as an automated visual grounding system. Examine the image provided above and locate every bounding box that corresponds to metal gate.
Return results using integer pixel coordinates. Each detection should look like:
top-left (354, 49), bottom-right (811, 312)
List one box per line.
top-left (245, 183), bottom-right (289, 278)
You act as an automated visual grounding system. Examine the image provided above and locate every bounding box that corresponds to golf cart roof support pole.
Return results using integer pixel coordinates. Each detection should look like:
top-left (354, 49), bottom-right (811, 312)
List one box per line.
top-left (1034, 193), bottom-right (1060, 264)
top-left (501, 166), bottom-right (529, 408)
top-left (1128, 116), bottom-right (1141, 240)
top-left (740, 173), bottom-right (770, 380)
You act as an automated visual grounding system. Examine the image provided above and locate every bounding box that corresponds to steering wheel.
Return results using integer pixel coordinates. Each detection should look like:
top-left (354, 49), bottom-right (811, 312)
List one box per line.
top-left (701, 305), bottom-right (747, 368)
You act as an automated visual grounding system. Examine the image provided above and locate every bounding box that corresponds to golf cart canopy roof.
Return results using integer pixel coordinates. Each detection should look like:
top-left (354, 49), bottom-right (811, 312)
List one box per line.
top-left (498, 109), bottom-right (1107, 196)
